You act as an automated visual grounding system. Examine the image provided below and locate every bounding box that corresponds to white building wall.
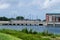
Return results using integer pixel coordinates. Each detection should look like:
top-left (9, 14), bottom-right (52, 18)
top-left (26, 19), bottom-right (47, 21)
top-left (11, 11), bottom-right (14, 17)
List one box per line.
top-left (56, 18), bottom-right (58, 22)
top-left (49, 16), bottom-right (52, 22)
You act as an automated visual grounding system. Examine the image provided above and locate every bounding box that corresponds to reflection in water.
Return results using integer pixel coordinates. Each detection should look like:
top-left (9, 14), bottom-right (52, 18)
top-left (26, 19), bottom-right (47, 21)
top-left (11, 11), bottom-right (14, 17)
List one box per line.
top-left (0, 26), bottom-right (60, 34)
top-left (45, 26), bottom-right (60, 34)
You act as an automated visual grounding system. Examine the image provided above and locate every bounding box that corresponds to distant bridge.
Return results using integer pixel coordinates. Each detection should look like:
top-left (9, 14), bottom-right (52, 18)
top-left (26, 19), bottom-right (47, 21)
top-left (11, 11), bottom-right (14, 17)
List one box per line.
top-left (0, 20), bottom-right (46, 26)
top-left (0, 20), bottom-right (60, 26)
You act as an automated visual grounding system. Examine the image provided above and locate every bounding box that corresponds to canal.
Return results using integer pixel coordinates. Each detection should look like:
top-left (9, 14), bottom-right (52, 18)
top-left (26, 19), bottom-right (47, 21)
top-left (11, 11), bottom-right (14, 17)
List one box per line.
top-left (0, 26), bottom-right (60, 34)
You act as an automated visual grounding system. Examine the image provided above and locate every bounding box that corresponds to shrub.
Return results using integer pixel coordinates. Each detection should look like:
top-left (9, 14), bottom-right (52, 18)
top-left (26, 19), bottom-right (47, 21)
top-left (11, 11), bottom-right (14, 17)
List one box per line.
top-left (29, 29), bottom-right (33, 34)
top-left (21, 28), bottom-right (29, 34)
top-left (21, 28), bottom-right (38, 34)
top-left (32, 31), bottom-right (37, 34)
top-left (51, 35), bottom-right (56, 38)
top-left (41, 30), bottom-right (53, 36)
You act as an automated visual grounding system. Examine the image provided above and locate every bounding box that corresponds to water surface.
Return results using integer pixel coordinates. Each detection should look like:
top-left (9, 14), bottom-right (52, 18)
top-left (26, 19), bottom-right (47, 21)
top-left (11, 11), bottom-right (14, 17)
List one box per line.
top-left (0, 26), bottom-right (60, 34)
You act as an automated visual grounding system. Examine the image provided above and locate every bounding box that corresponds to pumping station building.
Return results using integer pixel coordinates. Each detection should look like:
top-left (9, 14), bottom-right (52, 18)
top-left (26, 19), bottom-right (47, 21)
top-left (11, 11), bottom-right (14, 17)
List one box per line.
top-left (46, 13), bottom-right (60, 26)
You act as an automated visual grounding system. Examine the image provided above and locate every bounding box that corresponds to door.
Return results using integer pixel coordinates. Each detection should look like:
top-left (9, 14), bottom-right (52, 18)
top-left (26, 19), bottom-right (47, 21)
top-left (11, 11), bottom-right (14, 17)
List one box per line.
top-left (58, 18), bottom-right (60, 22)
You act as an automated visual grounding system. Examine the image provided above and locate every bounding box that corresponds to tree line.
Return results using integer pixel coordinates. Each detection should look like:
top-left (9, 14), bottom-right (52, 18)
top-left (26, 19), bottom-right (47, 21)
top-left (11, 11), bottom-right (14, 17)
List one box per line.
top-left (0, 16), bottom-right (24, 21)
top-left (0, 16), bottom-right (46, 21)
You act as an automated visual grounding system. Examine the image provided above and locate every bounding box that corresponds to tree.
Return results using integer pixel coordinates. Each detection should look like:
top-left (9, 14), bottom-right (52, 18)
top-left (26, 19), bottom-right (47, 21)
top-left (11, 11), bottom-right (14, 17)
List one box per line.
top-left (43, 19), bottom-right (46, 22)
top-left (9, 18), bottom-right (15, 20)
top-left (16, 16), bottom-right (24, 20)
top-left (0, 17), bottom-right (9, 21)
top-left (36, 19), bottom-right (41, 21)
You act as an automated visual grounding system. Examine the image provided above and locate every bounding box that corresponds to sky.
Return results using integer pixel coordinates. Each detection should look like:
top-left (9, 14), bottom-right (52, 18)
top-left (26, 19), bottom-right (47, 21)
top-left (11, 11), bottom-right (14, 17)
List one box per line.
top-left (0, 0), bottom-right (60, 20)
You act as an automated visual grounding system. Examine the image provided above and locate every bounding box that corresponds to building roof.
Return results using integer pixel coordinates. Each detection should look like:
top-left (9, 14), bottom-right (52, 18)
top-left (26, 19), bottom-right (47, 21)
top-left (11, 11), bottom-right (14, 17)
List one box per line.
top-left (46, 13), bottom-right (60, 15)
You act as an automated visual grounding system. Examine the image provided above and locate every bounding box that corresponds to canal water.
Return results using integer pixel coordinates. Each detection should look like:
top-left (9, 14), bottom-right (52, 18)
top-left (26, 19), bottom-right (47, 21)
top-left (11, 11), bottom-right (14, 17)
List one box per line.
top-left (0, 26), bottom-right (60, 34)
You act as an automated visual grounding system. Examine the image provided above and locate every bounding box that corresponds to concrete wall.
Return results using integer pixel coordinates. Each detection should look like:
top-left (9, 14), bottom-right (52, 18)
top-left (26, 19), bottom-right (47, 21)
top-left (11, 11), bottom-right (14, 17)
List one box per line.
top-left (0, 20), bottom-right (45, 26)
top-left (0, 21), bottom-right (10, 24)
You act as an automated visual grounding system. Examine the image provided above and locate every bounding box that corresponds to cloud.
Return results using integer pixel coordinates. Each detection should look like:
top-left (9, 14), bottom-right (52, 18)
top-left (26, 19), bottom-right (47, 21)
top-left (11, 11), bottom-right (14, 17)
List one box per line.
top-left (18, 2), bottom-right (26, 7)
top-left (42, 0), bottom-right (60, 9)
top-left (0, 0), bottom-right (11, 9)
top-left (0, 3), bottom-right (10, 9)
top-left (18, 0), bottom-right (42, 7)
top-left (18, 0), bottom-right (60, 9)
top-left (28, 0), bottom-right (41, 6)
top-left (42, 0), bottom-right (50, 9)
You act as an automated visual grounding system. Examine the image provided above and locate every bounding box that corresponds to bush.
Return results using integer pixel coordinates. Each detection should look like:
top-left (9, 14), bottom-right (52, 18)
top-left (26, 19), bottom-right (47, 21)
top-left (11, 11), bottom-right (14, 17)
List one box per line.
top-left (40, 38), bottom-right (50, 40)
top-left (21, 28), bottom-right (29, 34)
top-left (22, 28), bottom-right (38, 34)
top-left (32, 31), bottom-right (37, 34)
top-left (29, 29), bottom-right (33, 34)
top-left (41, 30), bottom-right (53, 36)
top-left (51, 35), bottom-right (56, 38)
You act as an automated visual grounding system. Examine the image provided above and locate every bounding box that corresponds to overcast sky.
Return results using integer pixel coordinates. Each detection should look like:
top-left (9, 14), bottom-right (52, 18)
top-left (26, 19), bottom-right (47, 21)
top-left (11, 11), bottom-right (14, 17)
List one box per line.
top-left (0, 0), bottom-right (60, 20)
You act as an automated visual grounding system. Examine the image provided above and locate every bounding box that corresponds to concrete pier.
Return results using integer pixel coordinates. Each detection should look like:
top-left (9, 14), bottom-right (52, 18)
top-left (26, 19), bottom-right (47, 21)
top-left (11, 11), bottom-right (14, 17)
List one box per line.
top-left (0, 20), bottom-right (44, 26)
top-left (0, 20), bottom-right (60, 26)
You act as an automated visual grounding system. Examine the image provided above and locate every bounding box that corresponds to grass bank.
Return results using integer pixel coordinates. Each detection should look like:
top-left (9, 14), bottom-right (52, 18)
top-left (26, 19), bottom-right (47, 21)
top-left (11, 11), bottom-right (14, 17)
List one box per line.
top-left (0, 28), bottom-right (59, 40)
top-left (0, 32), bottom-right (21, 40)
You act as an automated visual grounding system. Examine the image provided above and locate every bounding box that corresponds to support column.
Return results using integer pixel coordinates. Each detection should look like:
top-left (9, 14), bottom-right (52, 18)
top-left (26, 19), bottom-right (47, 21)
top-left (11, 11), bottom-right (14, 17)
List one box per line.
top-left (46, 15), bottom-right (49, 26)
top-left (53, 16), bottom-right (55, 26)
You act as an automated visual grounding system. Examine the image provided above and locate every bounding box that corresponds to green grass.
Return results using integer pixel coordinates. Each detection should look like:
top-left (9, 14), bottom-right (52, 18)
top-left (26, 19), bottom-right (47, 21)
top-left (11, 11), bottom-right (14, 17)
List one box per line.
top-left (0, 29), bottom-right (50, 40)
top-left (0, 28), bottom-right (59, 40)
top-left (0, 33), bottom-right (22, 40)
